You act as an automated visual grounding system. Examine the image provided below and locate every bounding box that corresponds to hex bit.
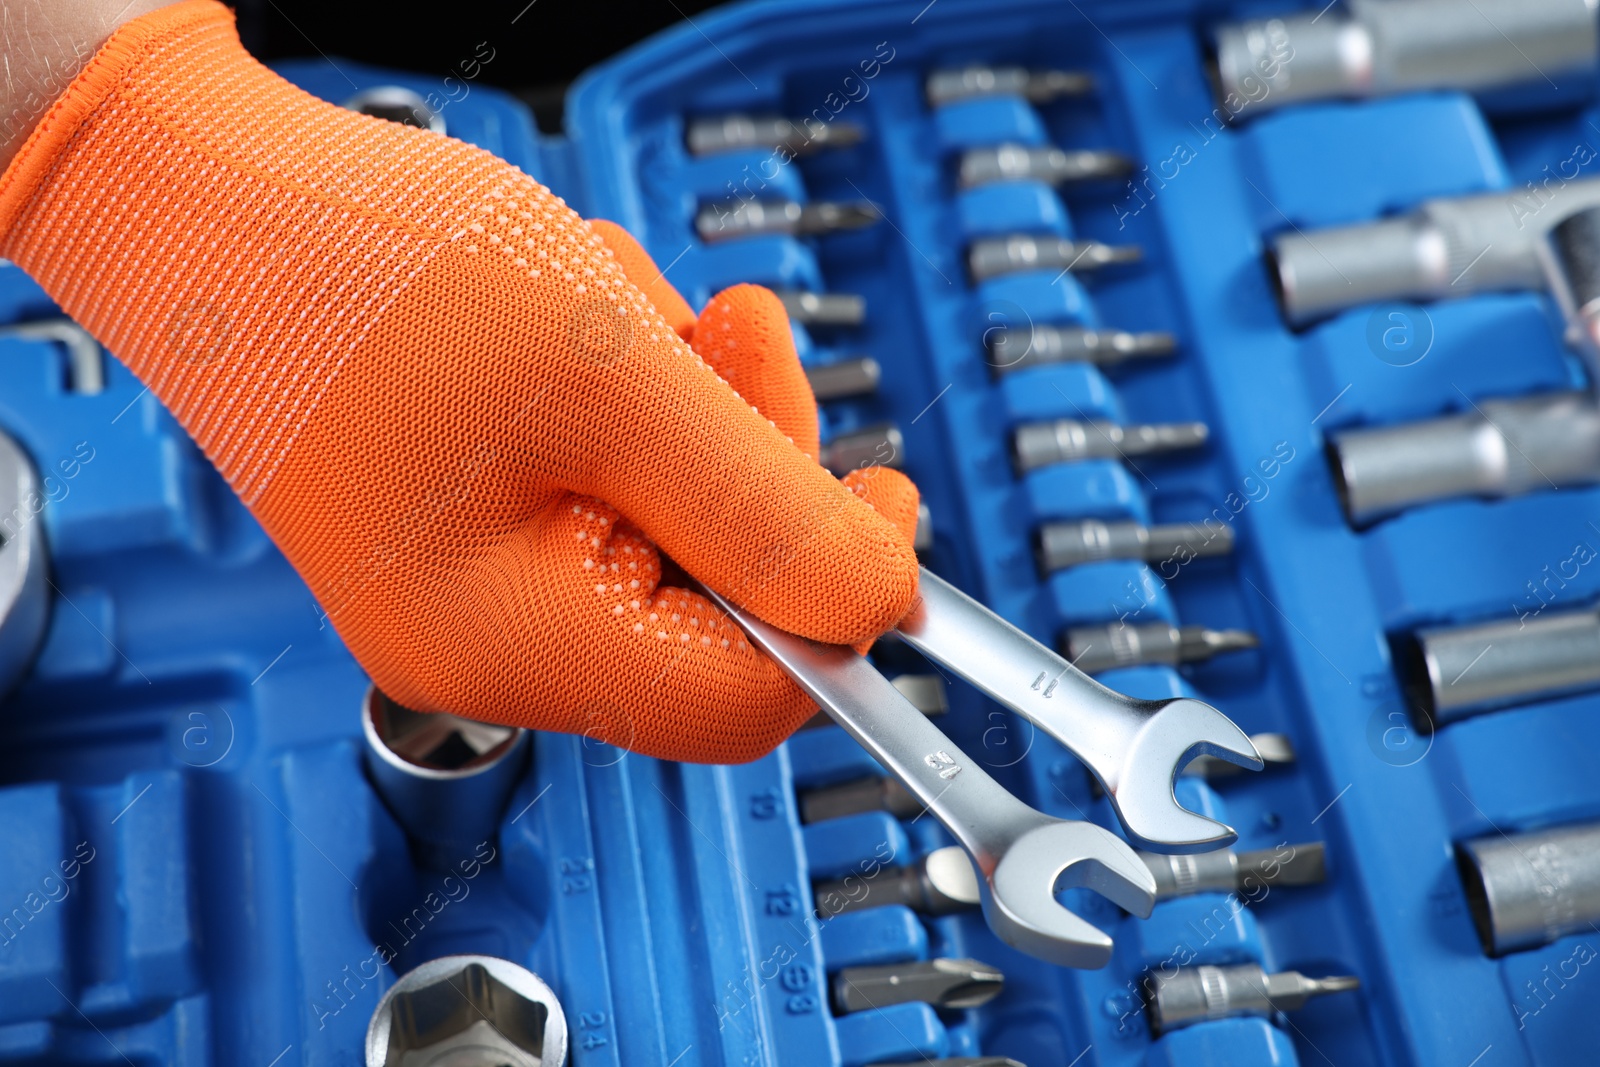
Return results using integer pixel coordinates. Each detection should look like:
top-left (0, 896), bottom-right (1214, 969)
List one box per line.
top-left (1183, 732), bottom-right (1294, 779)
top-left (813, 845), bottom-right (979, 918)
top-left (1213, 0), bottom-right (1597, 117)
top-left (799, 774), bottom-right (919, 824)
top-left (1458, 819), bottom-right (1600, 956)
top-left (1036, 518), bottom-right (1234, 575)
top-left (1327, 391), bottom-right (1600, 526)
top-left (775, 290), bottom-right (866, 328)
top-left (927, 65), bottom-right (1095, 106)
top-left (696, 199), bottom-right (881, 243)
top-left (686, 113), bottom-right (865, 157)
top-left (988, 322), bottom-right (1176, 374)
top-left (833, 957), bottom-right (1005, 1014)
top-left (820, 423), bottom-right (903, 475)
top-left (913, 501), bottom-right (934, 553)
top-left (1013, 417), bottom-right (1208, 473)
top-left (805, 357), bottom-right (881, 401)
top-left (1141, 842), bottom-right (1326, 902)
top-left (1403, 604), bottom-right (1600, 724)
top-left (1145, 964), bottom-right (1359, 1036)
top-left (969, 234), bottom-right (1141, 282)
top-left (1270, 178), bottom-right (1600, 325)
top-left (1063, 620), bottom-right (1257, 675)
top-left (959, 144), bottom-right (1134, 189)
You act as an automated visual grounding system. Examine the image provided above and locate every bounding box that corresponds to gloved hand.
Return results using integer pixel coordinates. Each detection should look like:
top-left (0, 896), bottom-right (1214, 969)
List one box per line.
top-left (0, 0), bottom-right (920, 762)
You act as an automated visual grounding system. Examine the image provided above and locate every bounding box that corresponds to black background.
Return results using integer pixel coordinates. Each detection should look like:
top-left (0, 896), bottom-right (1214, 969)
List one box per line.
top-left (232, 1), bottom-right (722, 131)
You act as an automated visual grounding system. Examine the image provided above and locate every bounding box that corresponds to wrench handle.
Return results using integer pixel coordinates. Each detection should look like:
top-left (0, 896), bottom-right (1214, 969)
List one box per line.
top-left (704, 587), bottom-right (1033, 874)
top-left (895, 567), bottom-right (1139, 785)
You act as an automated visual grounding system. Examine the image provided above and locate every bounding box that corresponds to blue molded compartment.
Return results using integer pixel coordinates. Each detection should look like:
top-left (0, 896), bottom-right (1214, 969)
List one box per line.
top-left (0, 0), bottom-right (1597, 1064)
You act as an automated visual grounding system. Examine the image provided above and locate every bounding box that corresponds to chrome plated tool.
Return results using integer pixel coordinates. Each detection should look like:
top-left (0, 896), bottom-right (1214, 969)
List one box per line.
top-left (704, 585), bottom-right (1157, 968)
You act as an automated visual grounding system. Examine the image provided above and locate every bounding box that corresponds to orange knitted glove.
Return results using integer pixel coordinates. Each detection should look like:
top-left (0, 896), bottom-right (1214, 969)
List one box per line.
top-left (0, 0), bottom-right (920, 763)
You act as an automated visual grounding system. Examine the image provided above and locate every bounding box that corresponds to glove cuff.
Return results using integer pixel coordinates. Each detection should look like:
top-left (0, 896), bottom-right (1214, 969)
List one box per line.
top-left (0, 1), bottom-right (233, 240)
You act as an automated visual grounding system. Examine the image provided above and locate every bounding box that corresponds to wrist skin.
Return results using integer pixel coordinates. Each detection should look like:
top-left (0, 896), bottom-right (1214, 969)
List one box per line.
top-left (0, 0), bottom-right (176, 169)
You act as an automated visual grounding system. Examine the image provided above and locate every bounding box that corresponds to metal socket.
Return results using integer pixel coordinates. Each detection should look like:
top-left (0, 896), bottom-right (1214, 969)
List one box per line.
top-left (0, 430), bottom-right (49, 700)
top-left (1327, 391), bottom-right (1600, 526)
top-left (365, 955), bottom-right (567, 1067)
top-left (1270, 179), bottom-right (1600, 326)
top-left (361, 687), bottom-right (530, 868)
top-left (343, 85), bottom-right (446, 134)
top-left (1458, 820), bottom-right (1600, 956)
top-left (1213, 0), bottom-right (1598, 117)
top-left (1402, 604), bottom-right (1600, 725)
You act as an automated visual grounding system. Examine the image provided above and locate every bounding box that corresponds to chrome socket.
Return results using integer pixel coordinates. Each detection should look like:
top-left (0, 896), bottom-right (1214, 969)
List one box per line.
top-left (361, 687), bottom-right (530, 869)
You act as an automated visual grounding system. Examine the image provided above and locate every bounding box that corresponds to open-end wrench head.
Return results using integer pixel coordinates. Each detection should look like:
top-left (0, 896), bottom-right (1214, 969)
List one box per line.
top-left (1112, 698), bottom-right (1263, 853)
top-left (983, 821), bottom-right (1157, 969)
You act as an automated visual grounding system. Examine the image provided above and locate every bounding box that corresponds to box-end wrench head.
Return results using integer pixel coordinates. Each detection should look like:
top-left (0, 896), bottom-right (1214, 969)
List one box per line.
top-left (703, 587), bottom-right (1156, 968)
top-left (896, 569), bottom-right (1262, 853)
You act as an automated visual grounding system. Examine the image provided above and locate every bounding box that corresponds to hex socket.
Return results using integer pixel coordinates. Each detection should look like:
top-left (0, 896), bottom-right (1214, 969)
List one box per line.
top-left (1458, 821), bottom-right (1600, 956)
top-left (361, 687), bottom-right (530, 868)
top-left (1213, 0), bottom-right (1598, 116)
top-left (1402, 605), bottom-right (1600, 725)
top-left (1271, 179), bottom-right (1600, 326)
top-left (366, 955), bottom-right (567, 1067)
top-left (1327, 392), bottom-right (1600, 526)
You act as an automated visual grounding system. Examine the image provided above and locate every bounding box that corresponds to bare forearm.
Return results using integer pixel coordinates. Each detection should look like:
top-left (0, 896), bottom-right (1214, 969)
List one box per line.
top-left (0, 0), bottom-right (174, 168)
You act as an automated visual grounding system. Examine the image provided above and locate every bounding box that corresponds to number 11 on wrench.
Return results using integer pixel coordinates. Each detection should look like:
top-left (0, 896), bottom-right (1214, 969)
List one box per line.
top-left (897, 569), bottom-right (1263, 853)
top-left (704, 587), bottom-right (1158, 969)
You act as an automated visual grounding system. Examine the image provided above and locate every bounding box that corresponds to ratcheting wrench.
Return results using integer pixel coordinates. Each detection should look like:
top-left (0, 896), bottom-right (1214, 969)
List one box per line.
top-left (705, 587), bottom-right (1157, 969)
top-left (895, 569), bottom-right (1262, 853)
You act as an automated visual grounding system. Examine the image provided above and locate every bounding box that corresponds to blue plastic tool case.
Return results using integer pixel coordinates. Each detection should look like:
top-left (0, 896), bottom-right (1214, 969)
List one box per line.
top-left (2, 0), bottom-right (1599, 1062)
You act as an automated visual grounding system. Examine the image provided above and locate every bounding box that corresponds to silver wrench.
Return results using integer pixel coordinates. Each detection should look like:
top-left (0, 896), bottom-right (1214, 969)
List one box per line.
top-left (896, 569), bottom-right (1262, 853)
top-left (705, 588), bottom-right (1157, 969)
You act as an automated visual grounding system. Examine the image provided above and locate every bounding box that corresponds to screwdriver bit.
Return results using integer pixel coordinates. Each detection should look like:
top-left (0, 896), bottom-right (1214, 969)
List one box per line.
top-left (959, 143), bottom-right (1134, 189)
top-left (799, 774), bottom-right (919, 824)
top-left (1141, 842), bottom-right (1326, 902)
top-left (1327, 390), bottom-right (1600, 526)
top-left (1036, 519), bottom-right (1234, 576)
top-left (820, 423), bottom-right (903, 475)
top-left (1213, 0), bottom-right (1597, 118)
top-left (814, 845), bottom-right (979, 918)
top-left (696, 199), bottom-right (882, 243)
top-left (805, 357), bottom-right (881, 401)
top-left (686, 113), bottom-right (865, 157)
top-left (833, 957), bottom-right (1006, 1014)
top-left (1063, 619), bottom-right (1258, 674)
top-left (969, 234), bottom-right (1141, 282)
top-left (1184, 732), bottom-right (1294, 779)
top-left (1013, 417), bottom-right (1208, 473)
top-left (988, 322), bottom-right (1176, 374)
top-left (1145, 963), bottom-right (1359, 1036)
top-left (927, 65), bottom-right (1094, 106)
top-left (798, 671), bottom-right (947, 731)
top-left (775, 290), bottom-right (867, 328)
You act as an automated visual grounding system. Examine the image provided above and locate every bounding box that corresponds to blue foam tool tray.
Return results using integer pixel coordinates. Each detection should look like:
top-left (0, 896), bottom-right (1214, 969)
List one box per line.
top-left (3, 2), bottom-right (1600, 1064)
